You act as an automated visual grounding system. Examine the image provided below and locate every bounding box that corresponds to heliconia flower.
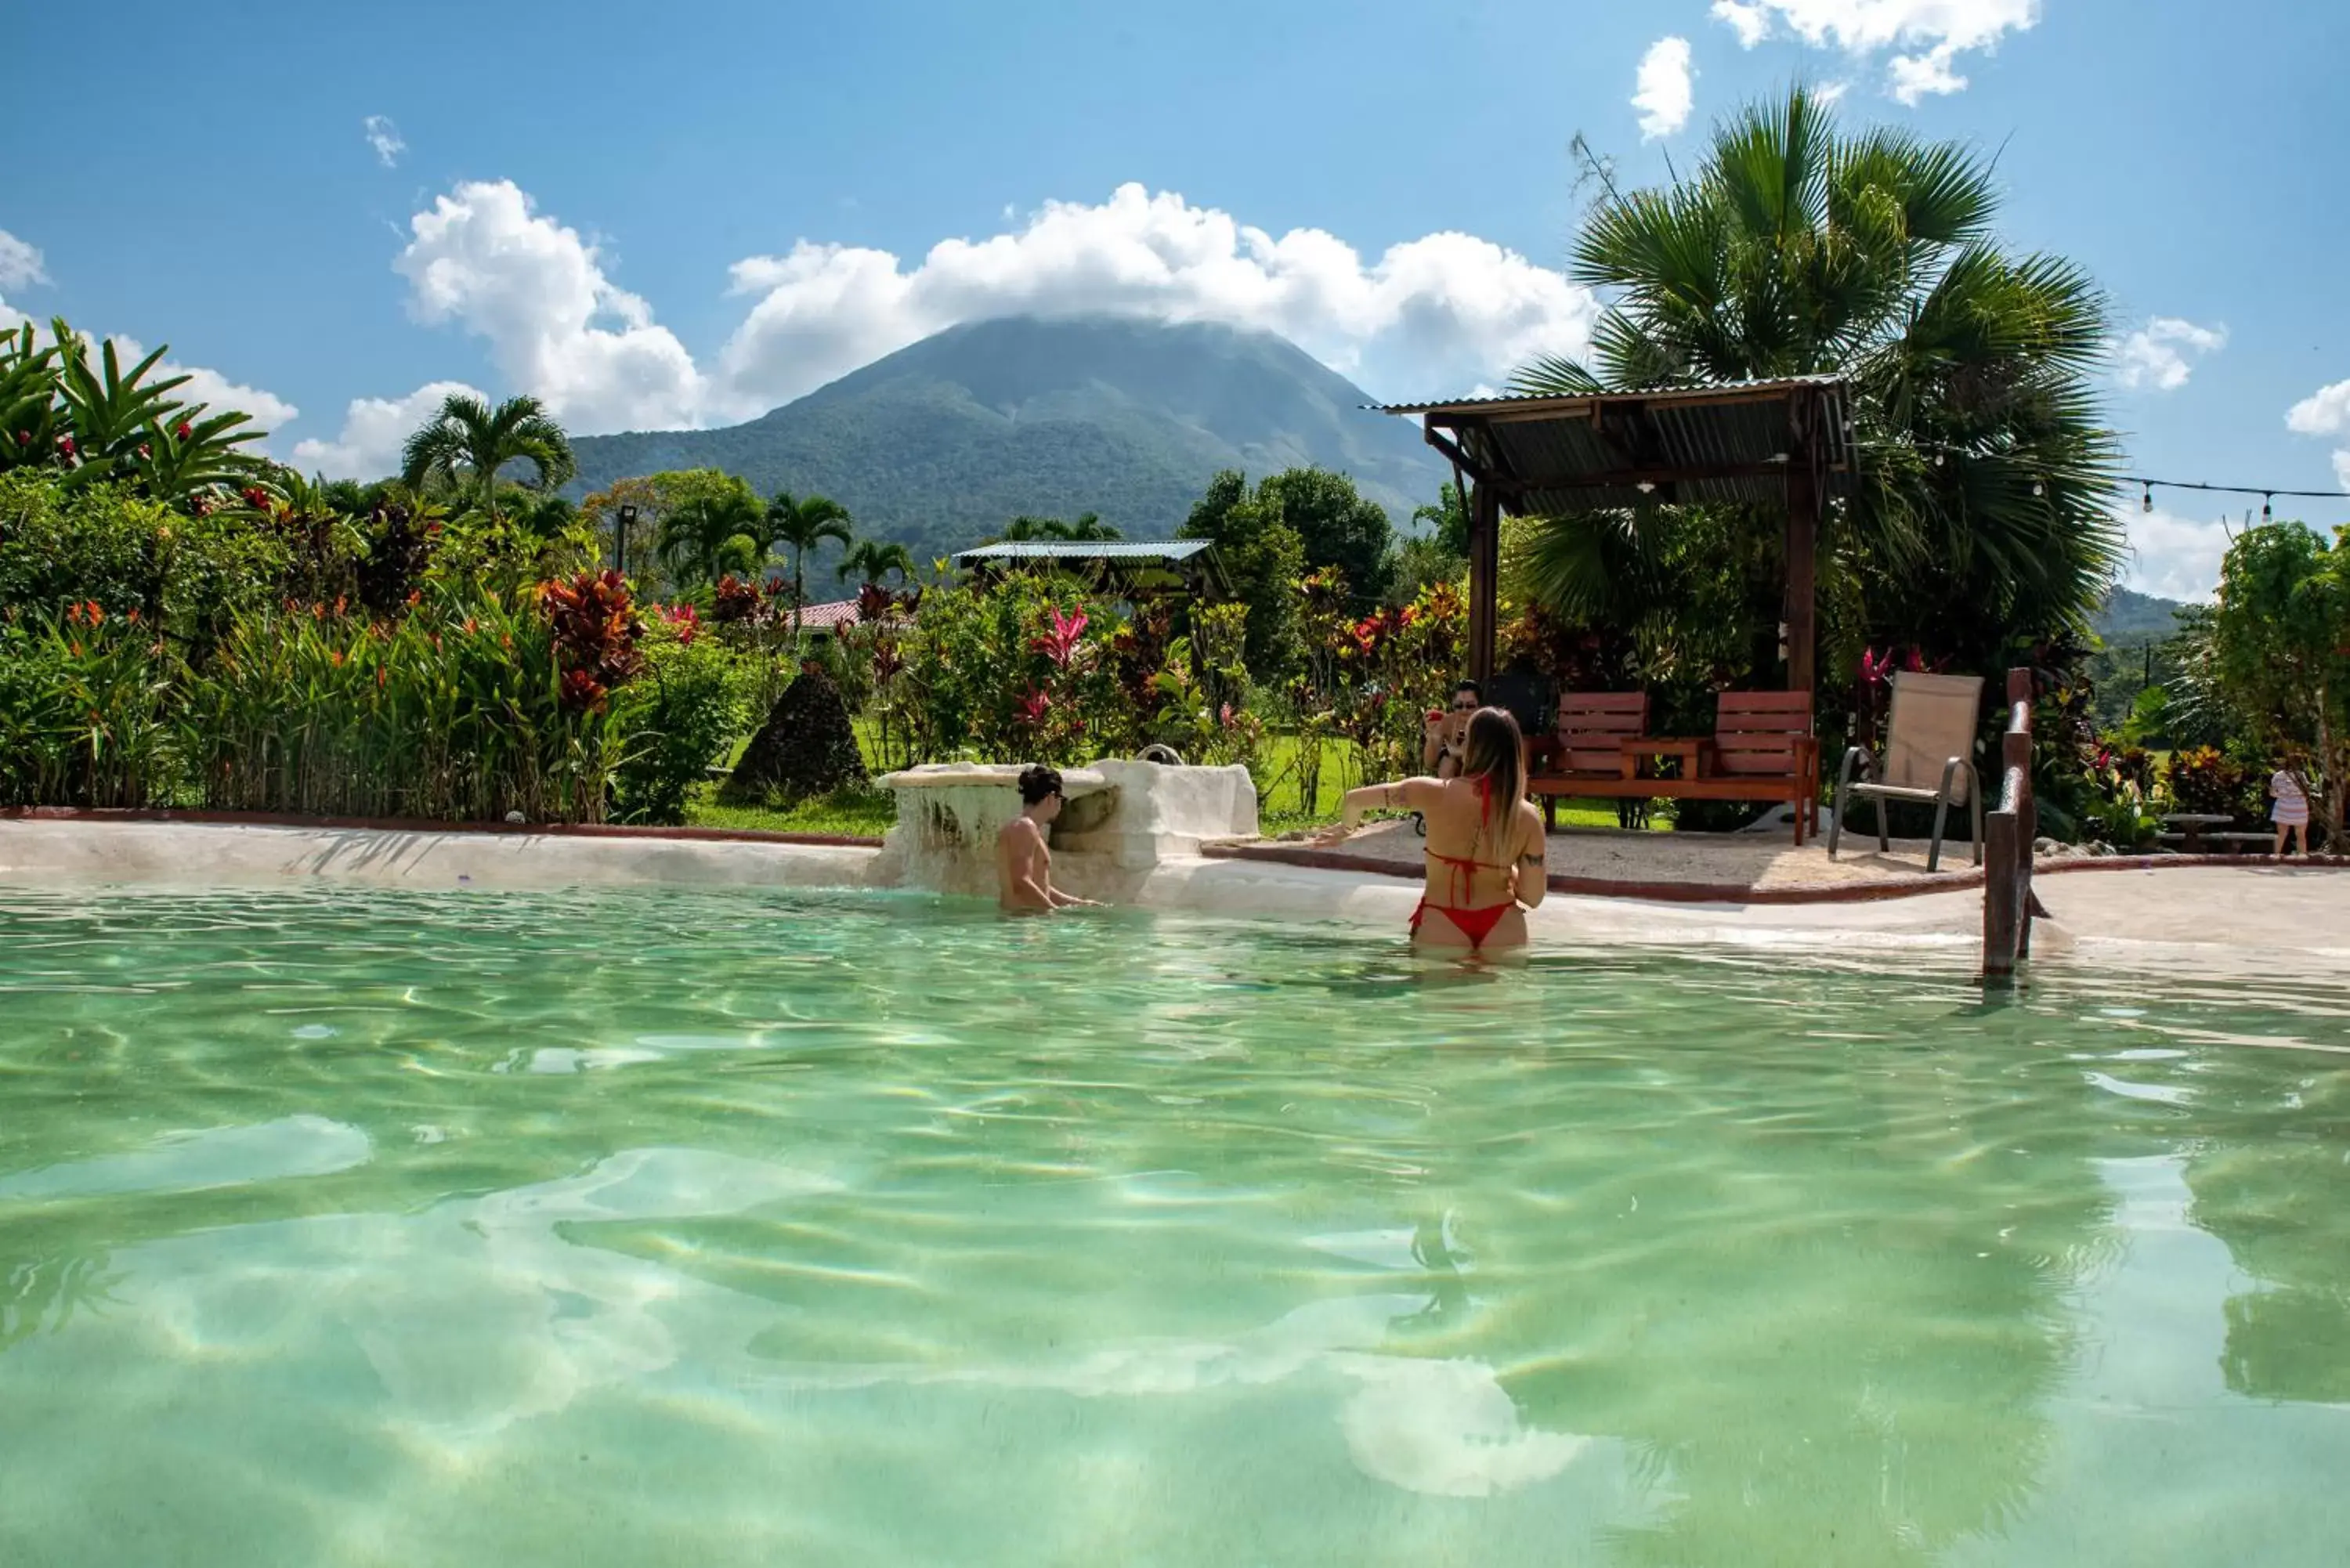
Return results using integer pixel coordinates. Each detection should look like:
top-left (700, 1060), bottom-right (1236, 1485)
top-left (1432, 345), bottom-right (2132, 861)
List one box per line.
top-left (376, 667), bottom-right (387, 689)
top-left (175, 421), bottom-right (193, 440)
top-left (463, 617), bottom-right (479, 635)
top-left (330, 649), bottom-right (345, 667)
top-left (13, 430), bottom-right (28, 445)
top-left (332, 595), bottom-right (347, 616)
top-left (136, 442), bottom-right (151, 459)
top-left (1858, 648), bottom-right (1894, 685)
top-left (244, 486), bottom-right (270, 509)
top-left (406, 589), bottom-right (422, 607)
top-left (126, 608), bottom-right (140, 624)
top-left (56, 435), bottom-right (78, 461)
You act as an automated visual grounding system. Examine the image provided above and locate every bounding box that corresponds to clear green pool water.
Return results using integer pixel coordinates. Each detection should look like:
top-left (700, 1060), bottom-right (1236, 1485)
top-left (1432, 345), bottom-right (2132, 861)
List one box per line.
top-left (2, 884), bottom-right (2346, 1566)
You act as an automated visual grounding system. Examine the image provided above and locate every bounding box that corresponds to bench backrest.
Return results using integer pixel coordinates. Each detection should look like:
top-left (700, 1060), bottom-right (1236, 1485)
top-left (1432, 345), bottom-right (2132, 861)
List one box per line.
top-left (1713, 691), bottom-right (1813, 777)
top-left (1555, 691), bottom-right (1648, 774)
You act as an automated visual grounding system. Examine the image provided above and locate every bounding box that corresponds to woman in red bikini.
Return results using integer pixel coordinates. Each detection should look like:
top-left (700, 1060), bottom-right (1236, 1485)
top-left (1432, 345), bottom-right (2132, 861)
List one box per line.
top-left (1318, 706), bottom-right (1547, 952)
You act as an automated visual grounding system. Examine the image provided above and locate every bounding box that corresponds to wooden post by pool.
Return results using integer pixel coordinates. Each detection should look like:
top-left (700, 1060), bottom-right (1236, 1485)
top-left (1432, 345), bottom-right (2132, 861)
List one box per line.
top-left (1467, 477), bottom-right (1500, 682)
top-left (1783, 404), bottom-right (1822, 696)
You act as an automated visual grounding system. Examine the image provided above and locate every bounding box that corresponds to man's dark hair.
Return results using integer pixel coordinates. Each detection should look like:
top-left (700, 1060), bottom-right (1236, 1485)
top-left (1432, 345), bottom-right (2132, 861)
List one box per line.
top-left (1018, 764), bottom-right (1064, 806)
top-left (1452, 679), bottom-right (1484, 703)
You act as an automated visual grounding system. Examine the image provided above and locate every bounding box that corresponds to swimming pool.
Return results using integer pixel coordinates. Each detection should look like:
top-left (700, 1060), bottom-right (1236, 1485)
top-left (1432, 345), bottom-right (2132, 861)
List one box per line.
top-left (2, 883), bottom-right (2345, 1566)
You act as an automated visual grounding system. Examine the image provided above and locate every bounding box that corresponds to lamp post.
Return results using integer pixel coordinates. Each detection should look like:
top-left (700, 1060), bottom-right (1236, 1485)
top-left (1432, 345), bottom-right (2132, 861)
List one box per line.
top-left (616, 503), bottom-right (638, 577)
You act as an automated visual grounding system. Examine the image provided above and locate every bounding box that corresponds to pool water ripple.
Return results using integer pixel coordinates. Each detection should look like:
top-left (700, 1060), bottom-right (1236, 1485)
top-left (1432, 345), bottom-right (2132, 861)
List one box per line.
top-left (2, 883), bottom-right (2347, 1566)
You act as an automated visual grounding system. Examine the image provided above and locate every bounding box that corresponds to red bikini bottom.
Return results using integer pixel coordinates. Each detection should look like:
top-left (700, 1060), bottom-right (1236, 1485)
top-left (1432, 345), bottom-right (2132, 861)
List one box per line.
top-left (1409, 898), bottom-right (1515, 948)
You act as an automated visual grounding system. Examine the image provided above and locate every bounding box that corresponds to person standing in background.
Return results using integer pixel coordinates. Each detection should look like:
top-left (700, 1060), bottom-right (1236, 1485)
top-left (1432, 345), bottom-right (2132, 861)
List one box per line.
top-left (2270, 758), bottom-right (2311, 858)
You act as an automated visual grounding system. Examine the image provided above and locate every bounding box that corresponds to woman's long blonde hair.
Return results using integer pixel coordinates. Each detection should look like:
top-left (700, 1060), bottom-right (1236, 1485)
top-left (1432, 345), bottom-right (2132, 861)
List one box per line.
top-left (1458, 706), bottom-right (1526, 833)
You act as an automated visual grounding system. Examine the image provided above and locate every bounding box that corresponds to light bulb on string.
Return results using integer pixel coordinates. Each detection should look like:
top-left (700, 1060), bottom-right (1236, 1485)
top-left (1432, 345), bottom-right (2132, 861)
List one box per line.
top-left (2262, 493), bottom-right (2272, 522)
top-left (2032, 479), bottom-right (2046, 497)
top-left (2142, 482), bottom-right (2153, 514)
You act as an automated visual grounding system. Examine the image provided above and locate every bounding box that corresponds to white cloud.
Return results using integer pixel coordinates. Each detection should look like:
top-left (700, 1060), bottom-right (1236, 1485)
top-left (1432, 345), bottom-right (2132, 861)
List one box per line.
top-left (103, 334), bottom-right (299, 434)
top-left (2286, 378), bottom-right (2350, 438)
top-left (0, 226), bottom-right (46, 326)
top-left (2285, 378), bottom-right (2350, 490)
top-left (327, 179), bottom-right (1597, 444)
top-left (713, 181), bottom-right (1596, 415)
top-left (2124, 503), bottom-right (2230, 602)
top-left (2115, 316), bottom-right (2226, 392)
top-left (363, 115), bottom-right (406, 169)
top-left (291, 380), bottom-right (487, 480)
top-left (1710, 0), bottom-right (2040, 103)
top-left (394, 179), bottom-right (704, 434)
top-left (1813, 78), bottom-right (1853, 103)
top-left (1633, 37), bottom-right (1697, 139)
top-left (0, 228), bottom-right (46, 292)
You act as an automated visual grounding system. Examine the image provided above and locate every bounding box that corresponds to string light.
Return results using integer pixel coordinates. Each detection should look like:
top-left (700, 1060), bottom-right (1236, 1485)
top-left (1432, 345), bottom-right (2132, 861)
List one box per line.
top-left (2142, 482), bottom-right (2153, 514)
top-left (2262, 493), bottom-right (2273, 522)
top-left (2032, 479), bottom-right (2045, 497)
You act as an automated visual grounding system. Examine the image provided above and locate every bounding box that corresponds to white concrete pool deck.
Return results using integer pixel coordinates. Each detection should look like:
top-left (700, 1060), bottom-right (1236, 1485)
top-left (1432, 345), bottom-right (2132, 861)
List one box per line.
top-left (4, 818), bottom-right (2345, 976)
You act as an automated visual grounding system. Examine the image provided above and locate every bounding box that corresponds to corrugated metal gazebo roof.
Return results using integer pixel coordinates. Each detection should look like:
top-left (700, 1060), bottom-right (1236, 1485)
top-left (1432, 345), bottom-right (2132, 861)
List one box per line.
top-left (1373, 375), bottom-right (1855, 515)
top-left (950, 539), bottom-right (1228, 597)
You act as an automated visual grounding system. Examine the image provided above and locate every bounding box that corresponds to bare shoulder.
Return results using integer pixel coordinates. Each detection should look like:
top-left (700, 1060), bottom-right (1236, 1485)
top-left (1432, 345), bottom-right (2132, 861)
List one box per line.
top-left (998, 817), bottom-right (1040, 847)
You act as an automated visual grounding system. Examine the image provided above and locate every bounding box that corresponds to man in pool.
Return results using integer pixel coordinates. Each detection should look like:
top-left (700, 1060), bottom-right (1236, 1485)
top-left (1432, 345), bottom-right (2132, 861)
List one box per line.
top-left (997, 764), bottom-right (1101, 912)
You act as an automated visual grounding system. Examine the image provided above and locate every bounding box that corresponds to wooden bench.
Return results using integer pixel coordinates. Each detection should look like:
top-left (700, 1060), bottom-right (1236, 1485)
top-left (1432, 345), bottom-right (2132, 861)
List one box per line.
top-left (1526, 690), bottom-right (1820, 843)
top-left (2155, 829), bottom-right (2272, 854)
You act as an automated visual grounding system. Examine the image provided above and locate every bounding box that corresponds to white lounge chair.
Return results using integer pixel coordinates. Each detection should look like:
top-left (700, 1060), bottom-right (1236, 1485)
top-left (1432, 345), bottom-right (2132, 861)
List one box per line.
top-left (1829, 670), bottom-right (1986, 873)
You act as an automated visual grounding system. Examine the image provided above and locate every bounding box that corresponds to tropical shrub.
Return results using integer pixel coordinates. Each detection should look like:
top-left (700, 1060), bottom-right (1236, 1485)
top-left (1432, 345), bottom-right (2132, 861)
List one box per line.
top-left (611, 618), bottom-right (741, 824)
top-left (180, 584), bottom-right (635, 823)
top-left (2165, 746), bottom-right (2261, 822)
top-left (897, 574), bottom-right (1125, 766)
top-left (2203, 522), bottom-right (2348, 846)
top-left (0, 602), bottom-right (176, 808)
top-left (0, 474), bottom-right (176, 620)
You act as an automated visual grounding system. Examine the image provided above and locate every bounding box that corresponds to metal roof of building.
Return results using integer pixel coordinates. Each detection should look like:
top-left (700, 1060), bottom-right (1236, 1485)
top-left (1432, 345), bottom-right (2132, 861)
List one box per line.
top-left (794, 598), bottom-right (861, 632)
top-left (1375, 376), bottom-right (1856, 515)
top-left (950, 540), bottom-right (1217, 562)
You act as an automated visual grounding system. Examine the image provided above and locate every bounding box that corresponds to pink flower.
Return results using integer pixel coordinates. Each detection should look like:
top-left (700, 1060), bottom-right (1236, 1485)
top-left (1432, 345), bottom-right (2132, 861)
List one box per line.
top-left (1016, 687), bottom-right (1053, 726)
top-left (1859, 648), bottom-right (1894, 685)
top-left (1030, 605), bottom-right (1088, 668)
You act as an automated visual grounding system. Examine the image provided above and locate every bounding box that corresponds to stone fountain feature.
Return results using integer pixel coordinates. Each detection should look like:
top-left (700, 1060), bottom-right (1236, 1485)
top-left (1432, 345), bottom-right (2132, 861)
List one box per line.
top-left (873, 760), bottom-right (1259, 899)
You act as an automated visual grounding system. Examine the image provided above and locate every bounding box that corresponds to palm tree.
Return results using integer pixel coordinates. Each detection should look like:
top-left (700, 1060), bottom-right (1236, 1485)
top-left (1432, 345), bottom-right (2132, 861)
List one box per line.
top-left (1512, 88), bottom-right (2121, 671)
top-left (657, 487), bottom-right (771, 586)
top-left (399, 393), bottom-right (575, 522)
top-left (838, 538), bottom-right (916, 587)
top-left (766, 490), bottom-right (855, 635)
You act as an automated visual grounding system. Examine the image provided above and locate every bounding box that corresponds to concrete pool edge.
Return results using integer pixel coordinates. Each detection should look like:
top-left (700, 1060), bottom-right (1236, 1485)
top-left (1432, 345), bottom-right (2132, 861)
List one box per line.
top-left (18, 807), bottom-right (2338, 907)
top-left (9, 817), bottom-right (2350, 977)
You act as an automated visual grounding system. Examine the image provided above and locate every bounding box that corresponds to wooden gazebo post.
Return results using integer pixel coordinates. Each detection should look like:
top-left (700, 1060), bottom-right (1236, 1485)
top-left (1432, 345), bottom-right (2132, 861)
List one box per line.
top-left (1782, 397), bottom-right (1822, 695)
top-left (1466, 475), bottom-right (1500, 682)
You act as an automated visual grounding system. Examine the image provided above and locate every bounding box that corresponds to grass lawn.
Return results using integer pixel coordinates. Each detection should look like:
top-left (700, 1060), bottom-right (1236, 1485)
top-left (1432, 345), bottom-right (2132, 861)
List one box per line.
top-left (682, 727), bottom-right (1668, 839)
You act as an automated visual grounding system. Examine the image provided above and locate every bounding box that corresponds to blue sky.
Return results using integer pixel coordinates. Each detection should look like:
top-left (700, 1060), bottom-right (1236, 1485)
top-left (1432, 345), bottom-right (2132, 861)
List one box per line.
top-left (5, 0), bottom-right (2345, 598)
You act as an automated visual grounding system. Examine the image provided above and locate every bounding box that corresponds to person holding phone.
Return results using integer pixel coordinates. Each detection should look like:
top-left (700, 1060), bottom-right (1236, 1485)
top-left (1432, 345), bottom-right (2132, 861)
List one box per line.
top-left (1422, 680), bottom-right (1484, 779)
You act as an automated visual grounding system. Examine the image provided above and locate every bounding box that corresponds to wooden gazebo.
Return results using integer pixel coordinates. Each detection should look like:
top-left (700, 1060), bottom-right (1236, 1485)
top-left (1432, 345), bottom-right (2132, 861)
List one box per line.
top-left (1376, 377), bottom-right (1855, 691)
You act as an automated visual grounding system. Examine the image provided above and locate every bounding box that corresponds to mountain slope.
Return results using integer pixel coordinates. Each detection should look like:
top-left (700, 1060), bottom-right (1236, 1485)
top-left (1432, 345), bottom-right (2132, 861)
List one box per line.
top-left (2094, 587), bottom-right (2192, 643)
top-left (569, 316), bottom-right (1448, 558)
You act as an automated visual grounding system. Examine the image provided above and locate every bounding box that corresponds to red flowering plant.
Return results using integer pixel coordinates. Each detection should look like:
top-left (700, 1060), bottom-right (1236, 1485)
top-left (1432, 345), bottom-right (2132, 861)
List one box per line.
top-left (893, 575), bottom-right (1123, 766)
top-left (540, 569), bottom-right (645, 713)
top-left (710, 573), bottom-right (762, 623)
